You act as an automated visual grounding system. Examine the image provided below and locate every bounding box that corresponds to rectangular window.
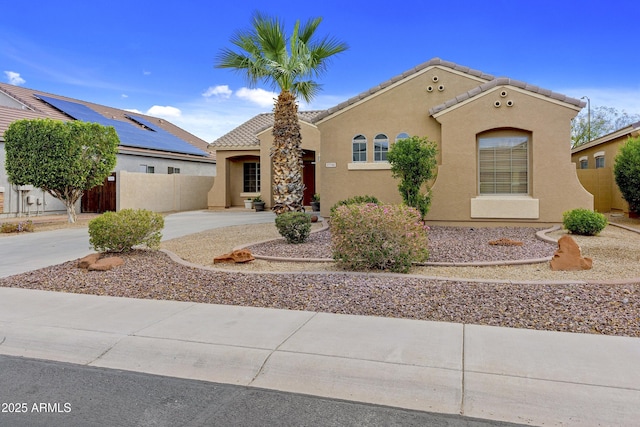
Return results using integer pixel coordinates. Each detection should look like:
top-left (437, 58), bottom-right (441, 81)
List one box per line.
top-left (579, 159), bottom-right (588, 169)
top-left (168, 167), bottom-right (181, 174)
top-left (243, 162), bottom-right (260, 192)
top-left (479, 136), bottom-right (528, 194)
top-left (353, 143), bottom-right (366, 162)
top-left (595, 156), bottom-right (605, 169)
top-left (146, 166), bottom-right (155, 174)
top-left (374, 134), bottom-right (389, 162)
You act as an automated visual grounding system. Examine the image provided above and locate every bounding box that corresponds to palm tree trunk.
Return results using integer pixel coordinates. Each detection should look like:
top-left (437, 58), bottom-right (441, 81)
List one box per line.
top-left (271, 90), bottom-right (304, 214)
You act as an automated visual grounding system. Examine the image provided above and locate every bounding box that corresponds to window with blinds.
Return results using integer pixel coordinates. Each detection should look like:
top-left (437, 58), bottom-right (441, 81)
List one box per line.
top-left (478, 136), bottom-right (528, 194)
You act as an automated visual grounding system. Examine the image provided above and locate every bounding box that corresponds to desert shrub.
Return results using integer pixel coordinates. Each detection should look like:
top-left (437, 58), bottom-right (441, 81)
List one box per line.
top-left (387, 135), bottom-right (438, 219)
top-left (614, 136), bottom-right (640, 215)
top-left (275, 212), bottom-right (311, 244)
top-left (329, 195), bottom-right (380, 215)
top-left (88, 209), bottom-right (164, 252)
top-left (562, 208), bottom-right (608, 236)
top-left (330, 203), bottom-right (429, 273)
top-left (0, 220), bottom-right (34, 233)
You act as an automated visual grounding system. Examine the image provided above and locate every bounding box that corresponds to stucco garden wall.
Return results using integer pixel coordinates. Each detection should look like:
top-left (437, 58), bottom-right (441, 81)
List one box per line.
top-left (118, 170), bottom-right (214, 212)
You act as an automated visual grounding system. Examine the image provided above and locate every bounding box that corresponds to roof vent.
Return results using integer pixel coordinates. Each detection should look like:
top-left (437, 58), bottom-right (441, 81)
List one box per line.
top-left (494, 100), bottom-right (502, 108)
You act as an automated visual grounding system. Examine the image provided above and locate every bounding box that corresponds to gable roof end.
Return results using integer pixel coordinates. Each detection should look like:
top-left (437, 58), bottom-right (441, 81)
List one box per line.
top-left (312, 57), bottom-right (495, 123)
top-left (209, 110), bottom-right (324, 148)
top-left (429, 78), bottom-right (586, 116)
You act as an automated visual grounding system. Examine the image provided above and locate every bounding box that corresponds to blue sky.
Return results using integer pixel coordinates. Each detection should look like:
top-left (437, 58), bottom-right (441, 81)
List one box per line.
top-left (2, 0), bottom-right (639, 142)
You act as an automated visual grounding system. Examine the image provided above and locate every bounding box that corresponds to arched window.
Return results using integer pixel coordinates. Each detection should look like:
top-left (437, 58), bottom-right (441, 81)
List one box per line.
top-left (374, 133), bottom-right (389, 162)
top-left (478, 131), bottom-right (529, 194)
top-left (396, 132), bottom-right (410, 142)
top-left (352, 134), bottom-right (367, 162)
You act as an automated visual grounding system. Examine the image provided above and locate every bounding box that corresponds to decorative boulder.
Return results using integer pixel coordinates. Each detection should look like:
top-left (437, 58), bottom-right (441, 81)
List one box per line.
top-left (550, 235), bottom-right (592, 271)
top-left (214, 249), bottom-right (255, 264)
top-left (87, 257), bottom-right (124, 271)
top-left (488, 238), bottom-right (523, 246)
top-left (310, 215), bottom-right (319, 223)
top-left (78, 253), bottom-right (101, 269)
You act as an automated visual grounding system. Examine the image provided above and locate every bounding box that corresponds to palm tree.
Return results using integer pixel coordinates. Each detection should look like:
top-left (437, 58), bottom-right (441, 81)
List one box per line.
top-left (216, 12), bottom-right (348, 214)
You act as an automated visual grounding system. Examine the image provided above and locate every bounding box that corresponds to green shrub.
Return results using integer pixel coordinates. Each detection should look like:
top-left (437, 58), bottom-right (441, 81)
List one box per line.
top-left (330, 203), bottom-right (429, 273)
top-left (329, 195), bottom-right (380, 215)
top-left (88, 209), bottom-right (164, 252)
top-left (275, 212), bottom-right (311, 244)
top-left (0, 220), bottom-right (34, 233)
top-left (614, 136), bottom-right (640, 214)
top-left (562, 208), bottom-right (608, 236)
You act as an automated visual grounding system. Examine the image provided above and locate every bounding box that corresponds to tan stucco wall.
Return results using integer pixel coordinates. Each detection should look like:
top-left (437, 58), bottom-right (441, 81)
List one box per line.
top-left (207, 121), bottom-right (321, 210)
top-left (429, 86), bottom-right (592, 223)
top-left (572, 137), bottom-right (630, 212)
top-left (317, 66), bottom-right (592, 223)
top-left (207, 148), bottom-right (259, 209)
top-left (316, 66), bottom-right (487, 216)
top-left (118, 170), bottom-right (214, 212)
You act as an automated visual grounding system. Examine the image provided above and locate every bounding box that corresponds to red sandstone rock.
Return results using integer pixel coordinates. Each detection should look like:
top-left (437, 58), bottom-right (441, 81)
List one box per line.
top-left (87, 257), bottom-right (124, 271)
top-left (488, 238), bottom-right (523, 246)
top-left (214, 249), bottom-right (255, 264)
top-left (78, 253), bottom-right (101, 269)
top-left (550, 235), bottom-right (593, 271)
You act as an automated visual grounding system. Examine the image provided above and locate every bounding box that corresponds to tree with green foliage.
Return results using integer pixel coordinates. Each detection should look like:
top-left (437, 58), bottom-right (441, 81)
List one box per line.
top-left (614, 136), bottom-right (640, 215)
top-left (571, 106), bottom-right (640, 148)
top-left (387, 136), bottom-right (438, 219)
top-left (4, 118), bottom-right (119, 223)
top-left (216, 12), bottom-right (348, 214)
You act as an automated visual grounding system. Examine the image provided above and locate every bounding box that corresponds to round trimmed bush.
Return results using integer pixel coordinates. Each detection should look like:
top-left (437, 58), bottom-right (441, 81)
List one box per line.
top-left (562, 208), bottom-right (608, 236)
top-left (329, 195), bottom-right (380, 215)
top-left (330, 203), bottom-right (429, 273)
top-left (89, 209), bottom-right (164, 252)
top-left (275, 212), bottom-right (311, 244)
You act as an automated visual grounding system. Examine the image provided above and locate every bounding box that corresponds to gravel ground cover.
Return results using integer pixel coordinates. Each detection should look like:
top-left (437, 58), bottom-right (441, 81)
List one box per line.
top-left (1, 219), bottom-right (639, 337)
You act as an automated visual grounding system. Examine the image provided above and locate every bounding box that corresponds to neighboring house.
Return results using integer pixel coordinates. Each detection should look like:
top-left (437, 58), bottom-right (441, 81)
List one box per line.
top-left (0, 83), bottom-right (216, 218)
top-left (571, 120), bottom-right (640, 214)
top-left (208, 57), bottom-right (593, 224)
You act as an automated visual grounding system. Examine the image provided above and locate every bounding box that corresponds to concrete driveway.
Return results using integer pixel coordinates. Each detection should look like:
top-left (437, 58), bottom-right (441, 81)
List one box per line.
top-left (0, 210), bottom-right (275, 278)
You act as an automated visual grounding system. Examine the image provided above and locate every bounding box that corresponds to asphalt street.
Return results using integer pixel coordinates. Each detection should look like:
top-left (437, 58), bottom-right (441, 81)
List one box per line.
top-left (0, 355), bottom-right (526, 427)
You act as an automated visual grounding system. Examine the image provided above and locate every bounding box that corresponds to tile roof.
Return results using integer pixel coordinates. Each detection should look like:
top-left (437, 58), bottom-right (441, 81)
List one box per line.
top-left (210, 110), bottom-right (324, 147)
top-left (209, 57), bottom-right (587, 147)
top-left (312, 57), bottom-right (495, 122)
top-left (429, 77), bottom-right (586, 116)
top-left (0, 82), bottom-right (214, 161)
top-left (571, 120), bottom-right (640, 154)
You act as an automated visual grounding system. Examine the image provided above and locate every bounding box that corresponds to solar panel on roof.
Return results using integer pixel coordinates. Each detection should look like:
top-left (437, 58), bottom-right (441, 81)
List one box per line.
top-left (35, 94), bottom-right (208, 157)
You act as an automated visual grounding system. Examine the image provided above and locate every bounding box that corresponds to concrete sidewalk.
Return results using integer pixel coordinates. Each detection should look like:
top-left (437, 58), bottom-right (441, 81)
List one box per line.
top-left (0, 287), bottom-right (637, 426)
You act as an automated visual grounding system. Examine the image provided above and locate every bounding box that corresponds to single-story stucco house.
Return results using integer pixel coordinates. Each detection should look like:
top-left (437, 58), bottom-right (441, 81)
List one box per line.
top-left (571, 120), bottom-right (640, 214)
top-left (0, 82), bottom-right (216, 218)
top-left (208, 57), bottom-right (592, 225)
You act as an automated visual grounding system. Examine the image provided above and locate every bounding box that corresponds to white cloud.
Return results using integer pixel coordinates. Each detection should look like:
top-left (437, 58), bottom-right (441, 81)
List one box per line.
top-left (121, 94), bottom-right (128, 98)
top-left (146, 105), bottom-right (182, 119)
top-left (124, 108), bottom-right (143, 114)
top-left (236, 87), bottom-right (277, 108)
top-left (143, 70), bottom-right (151, 76)
top-left (202, 85), bottom-right (233, 98)
top-left (4, 70), bottom-right (25, 85)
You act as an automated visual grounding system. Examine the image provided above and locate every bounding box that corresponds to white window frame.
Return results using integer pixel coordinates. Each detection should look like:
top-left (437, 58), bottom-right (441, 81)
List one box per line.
top-left (352, 134), bottom-right (367, 163)
top-left (374, 133), bottom-right (389, 162)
